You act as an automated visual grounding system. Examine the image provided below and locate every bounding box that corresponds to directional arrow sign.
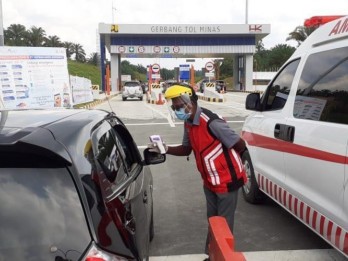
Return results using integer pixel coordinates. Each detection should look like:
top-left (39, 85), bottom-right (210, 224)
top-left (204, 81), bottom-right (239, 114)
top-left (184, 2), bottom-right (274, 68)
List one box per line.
top-left (205, 61), bottom-right (214, 71)
top-left (152, 64), bottom-right (160, 73)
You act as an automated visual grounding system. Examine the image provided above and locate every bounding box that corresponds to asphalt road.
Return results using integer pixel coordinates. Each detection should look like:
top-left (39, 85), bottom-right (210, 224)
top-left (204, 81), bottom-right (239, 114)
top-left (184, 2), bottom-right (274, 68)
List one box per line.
top-left (95, 92), bottom-right (346, 260)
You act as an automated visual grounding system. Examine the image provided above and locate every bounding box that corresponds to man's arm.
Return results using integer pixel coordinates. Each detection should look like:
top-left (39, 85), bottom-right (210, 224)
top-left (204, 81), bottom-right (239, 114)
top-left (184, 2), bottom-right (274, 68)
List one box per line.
top-left (167, 145), bottom-right (192, 156)
top-left (232, 138), bottom-right (246, 154)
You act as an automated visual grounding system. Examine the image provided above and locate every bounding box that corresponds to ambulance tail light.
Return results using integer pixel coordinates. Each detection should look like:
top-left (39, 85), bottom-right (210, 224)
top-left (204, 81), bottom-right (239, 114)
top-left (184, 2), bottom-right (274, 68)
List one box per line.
top-left (304, 16), bottom-right (345, 27)
top-left (84, 243), bottom-right (128, 261)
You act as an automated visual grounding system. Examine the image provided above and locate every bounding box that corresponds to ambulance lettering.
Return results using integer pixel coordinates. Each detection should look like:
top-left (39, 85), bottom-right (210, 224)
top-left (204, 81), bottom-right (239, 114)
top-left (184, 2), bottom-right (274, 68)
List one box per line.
top-left (328, 18), bottom-right (348, 36)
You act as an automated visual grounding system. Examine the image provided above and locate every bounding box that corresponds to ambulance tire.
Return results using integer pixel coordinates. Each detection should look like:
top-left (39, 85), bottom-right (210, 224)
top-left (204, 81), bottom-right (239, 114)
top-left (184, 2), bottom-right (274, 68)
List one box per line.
top-left (241, 150), bottom-right (264, 204)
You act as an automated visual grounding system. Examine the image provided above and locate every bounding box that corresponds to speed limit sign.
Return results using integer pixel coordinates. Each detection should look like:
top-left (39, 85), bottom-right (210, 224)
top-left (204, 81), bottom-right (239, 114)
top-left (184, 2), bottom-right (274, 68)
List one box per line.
top-left (205, 61), bottom-right (214, 71)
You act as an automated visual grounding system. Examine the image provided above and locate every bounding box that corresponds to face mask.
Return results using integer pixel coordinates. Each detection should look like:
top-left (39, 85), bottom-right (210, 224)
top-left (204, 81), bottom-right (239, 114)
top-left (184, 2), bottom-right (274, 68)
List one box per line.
top-left (175, 107), bottom-right (191, 121)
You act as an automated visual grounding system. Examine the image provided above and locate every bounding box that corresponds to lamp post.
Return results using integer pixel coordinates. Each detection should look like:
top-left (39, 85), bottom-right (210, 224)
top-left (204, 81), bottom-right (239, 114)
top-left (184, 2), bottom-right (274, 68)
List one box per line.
top-left (245, 0), bottom-right (248, 24)
top-left (0, 0), bottom-right (4, 46)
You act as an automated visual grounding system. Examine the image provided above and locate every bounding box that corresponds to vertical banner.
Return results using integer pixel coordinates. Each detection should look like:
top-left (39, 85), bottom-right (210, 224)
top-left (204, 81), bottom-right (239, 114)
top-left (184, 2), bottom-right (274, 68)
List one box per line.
top-left (0, 46), bottom-right (72, 109)
top-left (70, 75), bottom-right (93, 105)
top-left (179, 64), bottom-right (190, 81)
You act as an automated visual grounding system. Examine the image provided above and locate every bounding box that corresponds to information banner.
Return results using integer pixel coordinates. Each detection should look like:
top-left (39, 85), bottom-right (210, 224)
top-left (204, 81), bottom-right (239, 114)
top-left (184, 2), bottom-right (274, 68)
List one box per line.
top-left (0, 46), bottom-right (72, 109)
top-left (70, 75), bottom-right (93, 105)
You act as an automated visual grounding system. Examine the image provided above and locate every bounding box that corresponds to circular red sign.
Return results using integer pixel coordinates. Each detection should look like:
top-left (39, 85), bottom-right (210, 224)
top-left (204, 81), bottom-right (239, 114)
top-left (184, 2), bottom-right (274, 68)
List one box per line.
top-left (153, 46), bottom-right (161, 53)
top-left (205, 62), bottom-right (214, 71)
top-left (152, 64), bottom-right (160, 73)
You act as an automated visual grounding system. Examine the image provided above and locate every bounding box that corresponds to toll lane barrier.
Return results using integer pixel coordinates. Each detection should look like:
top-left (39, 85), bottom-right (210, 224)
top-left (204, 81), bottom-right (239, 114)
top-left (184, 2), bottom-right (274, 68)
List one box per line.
top-left (208, 216), bottom-right (246, 261)
top-left (198, 96), bottom-right (224, 103)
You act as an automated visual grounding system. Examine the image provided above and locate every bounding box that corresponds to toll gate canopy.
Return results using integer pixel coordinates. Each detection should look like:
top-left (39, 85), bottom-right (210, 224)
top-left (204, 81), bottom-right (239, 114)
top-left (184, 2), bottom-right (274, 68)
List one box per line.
top-left (98, 23), bottom-right (270, 92)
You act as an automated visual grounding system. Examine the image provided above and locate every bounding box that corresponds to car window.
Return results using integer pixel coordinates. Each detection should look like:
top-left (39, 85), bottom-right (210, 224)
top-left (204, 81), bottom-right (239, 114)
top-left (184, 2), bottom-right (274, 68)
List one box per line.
top-left (124, 82), bottom-right (140, 87)
top-left (0, 167), bottom-right (90, 261)
top-left (294, 47), bottom-right (348, 124)
top-left (91, 121), bottom-right (129, 185)
top-left (261, 59), bottom-right (300, 111)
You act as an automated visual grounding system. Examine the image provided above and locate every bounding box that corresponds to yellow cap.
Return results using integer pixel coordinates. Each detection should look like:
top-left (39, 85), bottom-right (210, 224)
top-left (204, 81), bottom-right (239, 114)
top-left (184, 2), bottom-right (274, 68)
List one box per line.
top-left (164, 85), bottom-right (192, 100)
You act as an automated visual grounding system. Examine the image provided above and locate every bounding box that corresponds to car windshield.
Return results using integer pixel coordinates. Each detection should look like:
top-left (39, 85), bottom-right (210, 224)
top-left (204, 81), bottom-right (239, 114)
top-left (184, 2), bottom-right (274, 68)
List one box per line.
top-left (124, 82), bottom-right (140, 87)
top-left (0, 167), bottom-right (90, 260)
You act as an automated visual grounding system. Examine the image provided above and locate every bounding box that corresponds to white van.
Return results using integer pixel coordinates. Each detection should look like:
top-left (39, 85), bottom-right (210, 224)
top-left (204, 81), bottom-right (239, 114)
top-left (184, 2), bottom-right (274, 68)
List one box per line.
top-left (241, 16), bottom-right (348, 258)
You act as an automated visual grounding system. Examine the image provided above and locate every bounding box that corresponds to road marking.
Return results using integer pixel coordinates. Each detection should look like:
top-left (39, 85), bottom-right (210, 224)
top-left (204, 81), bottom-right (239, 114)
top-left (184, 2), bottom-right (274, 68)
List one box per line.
top-left (149, 249), bottom-right (346, 261)
top-left (144, 102), bottom-right (175, 127)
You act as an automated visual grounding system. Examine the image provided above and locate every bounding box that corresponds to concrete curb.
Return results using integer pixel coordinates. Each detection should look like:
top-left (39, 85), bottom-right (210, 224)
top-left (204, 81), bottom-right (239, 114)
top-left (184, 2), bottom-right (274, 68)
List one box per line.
top-left (74, 94), bottom-right (118, 109)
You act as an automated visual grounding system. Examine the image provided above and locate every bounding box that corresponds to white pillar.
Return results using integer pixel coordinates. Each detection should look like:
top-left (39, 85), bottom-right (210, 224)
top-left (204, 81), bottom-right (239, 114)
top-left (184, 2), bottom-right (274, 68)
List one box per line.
top-left (110, 53), bottom-right (120, 92)
top-left (245, 54), bottom-right (253, 92)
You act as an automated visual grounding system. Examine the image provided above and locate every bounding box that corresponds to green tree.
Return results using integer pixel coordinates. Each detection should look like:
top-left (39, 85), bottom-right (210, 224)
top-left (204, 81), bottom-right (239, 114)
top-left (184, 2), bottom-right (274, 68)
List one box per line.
top-left (62, 41), bottom-right (74, 59)
top-left (286, 25), bottom-right (317, 47)
top-left (87, 52), bottom-right (100, 66)
top-left (268, 44), bottom-right (296, 69)
top-left (4, 24), bottom-right (28, 46)
top-left (26, 26), bottom-right (46, 47)
top-left (219, 57), bottom-right (233, 79)
top-left (44, 35), bottom-right (62, 47)
top-left (254, 41), bottom-right (271, 71)
top-left (72, 43), bottom-right (86, 62)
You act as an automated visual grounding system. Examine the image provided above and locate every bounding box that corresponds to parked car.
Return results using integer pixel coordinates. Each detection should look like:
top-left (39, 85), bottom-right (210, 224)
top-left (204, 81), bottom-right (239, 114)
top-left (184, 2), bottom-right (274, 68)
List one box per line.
top-left (122, 81), bottom-right (143, 101)
top-left (0, 109), bottom-right (165, 260)
top-left (241, 15), bottom-right (348, 258)
top-left (215, 80), bottom-right (226, 93)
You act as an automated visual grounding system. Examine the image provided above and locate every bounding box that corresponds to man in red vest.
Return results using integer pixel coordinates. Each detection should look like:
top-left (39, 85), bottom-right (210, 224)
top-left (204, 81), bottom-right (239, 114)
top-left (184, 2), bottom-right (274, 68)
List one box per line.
top-left (149, 83), bottom-right (247, 259)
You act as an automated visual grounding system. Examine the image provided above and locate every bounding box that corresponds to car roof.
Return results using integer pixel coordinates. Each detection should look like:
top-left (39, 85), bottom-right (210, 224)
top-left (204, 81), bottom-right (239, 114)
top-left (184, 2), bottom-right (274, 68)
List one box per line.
top-left (0, 109), bottom-right (116, 170)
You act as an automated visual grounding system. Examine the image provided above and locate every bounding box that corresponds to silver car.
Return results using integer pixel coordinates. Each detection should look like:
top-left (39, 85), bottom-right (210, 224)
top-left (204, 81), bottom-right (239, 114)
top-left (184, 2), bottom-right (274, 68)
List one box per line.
top-left (122, 81), bottom-right (143, 101)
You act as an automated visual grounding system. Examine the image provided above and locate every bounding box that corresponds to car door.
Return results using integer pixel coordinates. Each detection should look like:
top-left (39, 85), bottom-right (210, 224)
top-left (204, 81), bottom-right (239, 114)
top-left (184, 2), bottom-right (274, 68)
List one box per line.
top-left (90, 120), bottom-right (149, 260)
top-left (284, 47), bottom-right (348, 254)
top-left (243, 59), bottom-right (300, 196)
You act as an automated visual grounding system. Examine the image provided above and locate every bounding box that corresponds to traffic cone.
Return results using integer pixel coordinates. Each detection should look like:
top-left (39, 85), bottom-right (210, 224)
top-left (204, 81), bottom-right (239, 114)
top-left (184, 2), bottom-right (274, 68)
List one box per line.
top-left (156, 93), bottom-right (165, 105)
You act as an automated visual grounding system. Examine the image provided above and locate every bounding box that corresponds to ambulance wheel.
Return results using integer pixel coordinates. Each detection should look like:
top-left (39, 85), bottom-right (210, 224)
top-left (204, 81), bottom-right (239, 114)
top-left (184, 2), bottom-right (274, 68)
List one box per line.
top-left (242, 150), bottom-right (264, 204)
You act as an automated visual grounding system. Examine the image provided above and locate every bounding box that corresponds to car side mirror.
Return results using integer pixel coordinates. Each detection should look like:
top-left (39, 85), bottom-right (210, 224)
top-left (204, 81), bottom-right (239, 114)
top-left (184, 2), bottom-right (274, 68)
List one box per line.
top-left (143, 148), bottom-right (166, 165)
top-left (245, 93), bottom-right (261, 111)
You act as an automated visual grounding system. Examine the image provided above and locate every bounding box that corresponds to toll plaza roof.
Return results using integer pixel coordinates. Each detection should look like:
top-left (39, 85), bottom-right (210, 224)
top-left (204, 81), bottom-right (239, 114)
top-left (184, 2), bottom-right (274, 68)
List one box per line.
top-left (98, 23), bottom-right (271, 58)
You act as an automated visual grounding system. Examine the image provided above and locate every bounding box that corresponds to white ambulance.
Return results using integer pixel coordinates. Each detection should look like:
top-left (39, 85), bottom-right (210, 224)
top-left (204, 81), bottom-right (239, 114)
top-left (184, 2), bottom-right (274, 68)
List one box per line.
top-left (241, 16), bottom-right (348, 258)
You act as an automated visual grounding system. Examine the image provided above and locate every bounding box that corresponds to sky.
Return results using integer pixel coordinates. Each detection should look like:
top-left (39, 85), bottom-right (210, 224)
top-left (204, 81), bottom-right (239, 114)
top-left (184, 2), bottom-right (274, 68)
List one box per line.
top-left (2, 0), bottom-right (348, 69)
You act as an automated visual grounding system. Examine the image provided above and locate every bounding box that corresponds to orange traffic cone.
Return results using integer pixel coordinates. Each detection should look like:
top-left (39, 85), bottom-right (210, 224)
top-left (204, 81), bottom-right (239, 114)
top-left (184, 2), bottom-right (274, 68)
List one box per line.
top-left (156, 93), bottom-right (165, 105)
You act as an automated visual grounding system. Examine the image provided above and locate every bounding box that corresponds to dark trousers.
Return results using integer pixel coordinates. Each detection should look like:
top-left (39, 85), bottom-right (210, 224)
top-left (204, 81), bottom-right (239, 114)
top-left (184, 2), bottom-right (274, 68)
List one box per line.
top-left (204, 186), bottom-right (239, 255)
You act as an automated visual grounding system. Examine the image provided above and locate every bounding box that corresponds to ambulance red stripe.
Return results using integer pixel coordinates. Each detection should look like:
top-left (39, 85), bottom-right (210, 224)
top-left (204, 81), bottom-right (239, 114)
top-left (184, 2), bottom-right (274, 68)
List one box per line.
top-left (257, 173), bottom-right (348, 256)
top-left (242, 132), bottom-right (348, 164)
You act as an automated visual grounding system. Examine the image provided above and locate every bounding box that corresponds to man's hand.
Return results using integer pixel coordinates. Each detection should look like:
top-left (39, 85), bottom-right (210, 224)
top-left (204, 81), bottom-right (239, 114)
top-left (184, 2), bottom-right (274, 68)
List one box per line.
top-left (148, 142), bottom-right (168, 154)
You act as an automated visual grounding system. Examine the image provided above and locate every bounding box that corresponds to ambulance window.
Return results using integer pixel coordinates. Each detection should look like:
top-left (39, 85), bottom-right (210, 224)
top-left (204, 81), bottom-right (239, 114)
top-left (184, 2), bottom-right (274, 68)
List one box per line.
top-left (294, 47), bottom-right (348, 125)
top-left (262, 59), bottom-right (300, 111)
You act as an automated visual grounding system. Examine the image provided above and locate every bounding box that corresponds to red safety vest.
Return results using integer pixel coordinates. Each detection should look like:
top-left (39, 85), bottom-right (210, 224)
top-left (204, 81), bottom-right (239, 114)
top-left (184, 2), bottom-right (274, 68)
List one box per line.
top-left (185, 108), bottom-right (246, 193)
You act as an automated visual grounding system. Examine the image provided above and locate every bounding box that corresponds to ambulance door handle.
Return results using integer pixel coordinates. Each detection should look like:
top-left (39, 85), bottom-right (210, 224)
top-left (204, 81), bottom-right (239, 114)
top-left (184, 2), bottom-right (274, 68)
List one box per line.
top-left (274, 124), bottom-right (295, 142)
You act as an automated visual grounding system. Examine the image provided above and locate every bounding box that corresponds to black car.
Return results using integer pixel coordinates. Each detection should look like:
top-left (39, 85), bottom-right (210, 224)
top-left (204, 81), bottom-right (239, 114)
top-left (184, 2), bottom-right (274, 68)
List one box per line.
top-left (0, 109), bottom-right (165, 261)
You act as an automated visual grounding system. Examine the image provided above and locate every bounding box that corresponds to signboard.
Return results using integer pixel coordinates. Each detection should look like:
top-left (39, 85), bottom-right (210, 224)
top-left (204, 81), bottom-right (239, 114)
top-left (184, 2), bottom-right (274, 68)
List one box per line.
top-left (205, 72), bottom-right (215, 77)
top-left (179, 64), bottom-right (190, 80)
top-left (121, 74), bottom-right (131, 82)
top-left (205, 61), bottom-right (214, 71)
top-left (152, 64), bottom-right (160, 73)
top-left (0, 46), bottom-right (72, 109)
top-left (70, 75), bottom-right (93, 105)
